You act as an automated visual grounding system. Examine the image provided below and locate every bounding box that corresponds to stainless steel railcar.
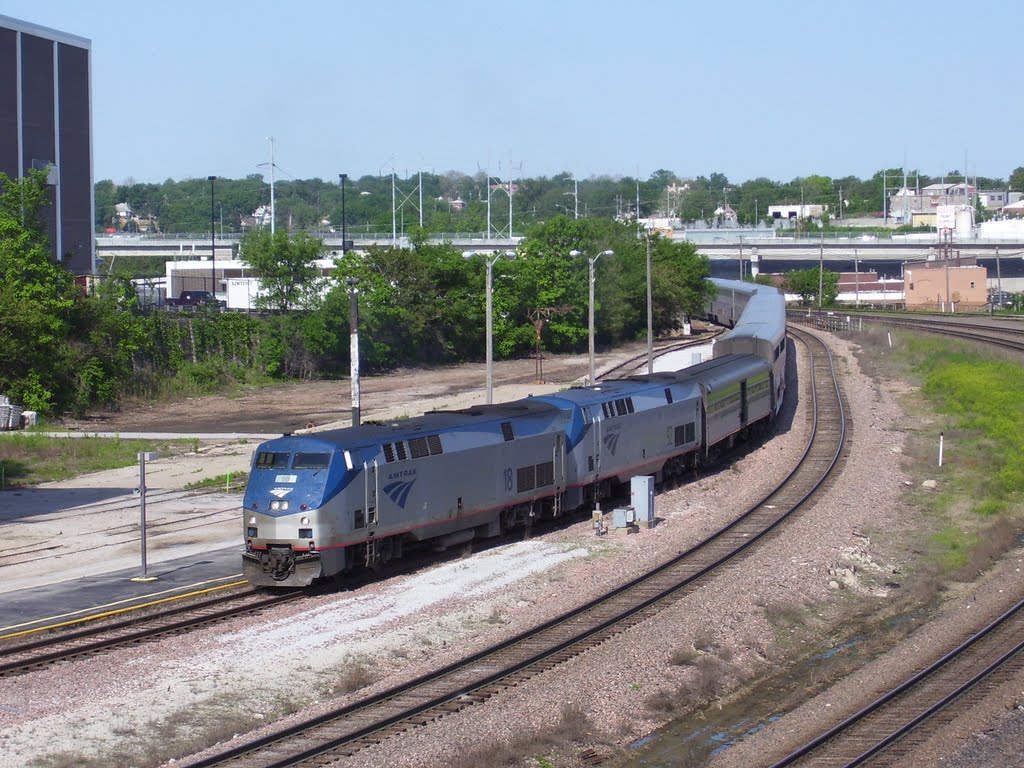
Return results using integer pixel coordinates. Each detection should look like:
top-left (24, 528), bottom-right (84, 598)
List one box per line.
top-left (243, 401), bottom-right (573, 586)
top-left (241, 282), bottom-right (787, 587)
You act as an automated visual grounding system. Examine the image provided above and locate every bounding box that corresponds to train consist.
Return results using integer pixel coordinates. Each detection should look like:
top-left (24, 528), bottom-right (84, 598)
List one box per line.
top-left (241, 279), bottom-right (787, 587)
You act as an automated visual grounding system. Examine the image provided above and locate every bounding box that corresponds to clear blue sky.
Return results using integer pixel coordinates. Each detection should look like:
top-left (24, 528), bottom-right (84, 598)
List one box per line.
top-left (5, 0), bottom-right (1022, 186)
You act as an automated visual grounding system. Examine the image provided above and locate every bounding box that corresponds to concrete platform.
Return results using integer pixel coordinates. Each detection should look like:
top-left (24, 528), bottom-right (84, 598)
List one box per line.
top-left (0, 546), bottom-right (244, 640)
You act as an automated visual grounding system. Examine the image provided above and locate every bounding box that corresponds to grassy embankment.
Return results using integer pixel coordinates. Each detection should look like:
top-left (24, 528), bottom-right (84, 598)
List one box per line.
top-left (0, 434), bottom-right (198, 487)
top-left (897, 334), bottom-right (1024, 572)
top-left (766, 329), bottom-right (1024, 673)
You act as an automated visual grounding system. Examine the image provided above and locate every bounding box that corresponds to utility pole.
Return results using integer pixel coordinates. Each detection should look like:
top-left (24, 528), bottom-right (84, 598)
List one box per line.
top-left (646, 235), bottom-right (653, 374)
top-left (346, 277), bottom-right (360, 426)
top-left (268, 137), bottom-right (275, 235)
top-left (208, 175), bottom-right (216, 295)
top-left (818, 236), bottom-right (824, 310)
top-left (883, 169), bottom-right (887, 225)
top-left (339, 173), bottom-right (348, 254)
top-left (854, 248), bottom-right (860, 307)
top-left (995, 245), bottom-right (1002, 313)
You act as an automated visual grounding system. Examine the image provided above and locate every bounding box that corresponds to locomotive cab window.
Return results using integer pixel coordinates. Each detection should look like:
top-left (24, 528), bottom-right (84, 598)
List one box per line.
top-left (293, 453), bottom-right (330, 469)
top-left (255, 452), bottom-right (291, 469)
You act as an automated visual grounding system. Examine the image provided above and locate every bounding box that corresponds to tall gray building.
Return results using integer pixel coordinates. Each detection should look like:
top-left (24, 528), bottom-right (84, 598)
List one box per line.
top-left (0, 15), bottom-right (93, 274)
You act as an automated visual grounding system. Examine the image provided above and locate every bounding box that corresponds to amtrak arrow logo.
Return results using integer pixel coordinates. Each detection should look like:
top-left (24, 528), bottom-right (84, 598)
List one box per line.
top-left (269, 488), bottom-right (292, 498)
top-left (602, 432), bottom-right (621, 455)
top-left (383, 478), bottom-right (416, 509)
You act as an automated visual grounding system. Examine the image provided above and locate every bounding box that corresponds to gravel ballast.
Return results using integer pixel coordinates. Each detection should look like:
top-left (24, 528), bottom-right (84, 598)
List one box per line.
top-left (2, 328), bottom-right (1022, 768)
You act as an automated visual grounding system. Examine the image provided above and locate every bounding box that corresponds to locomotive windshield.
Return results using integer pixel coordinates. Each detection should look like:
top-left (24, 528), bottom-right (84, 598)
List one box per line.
top-left (293, 452), bottom-right (330, 469)
top-left (254, 451), bottom-right (331, 470)
top-left (254, 451), bottom-right (291, 469)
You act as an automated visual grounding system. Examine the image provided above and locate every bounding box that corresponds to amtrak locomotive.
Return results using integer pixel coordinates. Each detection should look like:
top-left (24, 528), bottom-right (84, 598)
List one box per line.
top-left (241, 279), bottom-right (787, 587)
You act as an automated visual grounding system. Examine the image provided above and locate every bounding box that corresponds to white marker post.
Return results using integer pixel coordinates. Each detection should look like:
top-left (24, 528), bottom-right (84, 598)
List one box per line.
top-left (938, 432), bottom-right (944, 467)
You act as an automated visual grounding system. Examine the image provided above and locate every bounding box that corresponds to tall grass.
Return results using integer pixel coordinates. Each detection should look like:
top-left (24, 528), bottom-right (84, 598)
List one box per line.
top-left (912, 339), bottom-right (1024, 515)
top-left (128, 360), bottom-right (276, 401)
top-left (0, 434), bottom-right (193, 486)
top-left (902, 337), bottom-right (1024, 571)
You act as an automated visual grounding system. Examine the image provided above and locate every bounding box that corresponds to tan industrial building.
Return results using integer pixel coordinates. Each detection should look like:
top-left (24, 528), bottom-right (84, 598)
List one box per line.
top-left (904, 258), bottom-right (987, 310)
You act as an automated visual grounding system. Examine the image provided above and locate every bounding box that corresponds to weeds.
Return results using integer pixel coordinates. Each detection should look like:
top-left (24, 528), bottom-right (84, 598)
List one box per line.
top-left (447, 701), bottom-right (596, 768)
top-left (0, 434), bottom-right (195, 486)
top-left (668, 647), bottom-right (699, 667)
top-left (184, 471), bottom-right (249, 492)
top-left (765, 600), bottom-right (806, 629)
top-left (645, 687), bottom-right (680, 713)
top-left (336, 659), bottom-right (377, 693)
top-left (685, 657), bottom-right (729, 703)
top-left (692, 629), bottom-right (716, 652)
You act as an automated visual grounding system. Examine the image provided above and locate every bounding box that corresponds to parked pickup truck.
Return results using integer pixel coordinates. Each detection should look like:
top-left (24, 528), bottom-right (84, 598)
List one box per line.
top-left (165, 290), bottom-right (225, 308)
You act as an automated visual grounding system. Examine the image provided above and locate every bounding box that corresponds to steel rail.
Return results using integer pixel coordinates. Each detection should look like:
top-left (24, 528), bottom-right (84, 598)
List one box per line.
top-left (768, 599), bottom-right (1024, 768)
top-left (0, 587), bottom-right (301, 676)
top-left (180, 327), bottom-right (848, 768)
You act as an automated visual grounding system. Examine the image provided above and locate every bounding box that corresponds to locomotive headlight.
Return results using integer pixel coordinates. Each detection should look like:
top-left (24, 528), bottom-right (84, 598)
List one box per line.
top-left (270, 500), bottom-right (279, 510)
top-left (300, 516), bottom-right (310, 525)
top-left (248, 515), bottom-right (256, 525)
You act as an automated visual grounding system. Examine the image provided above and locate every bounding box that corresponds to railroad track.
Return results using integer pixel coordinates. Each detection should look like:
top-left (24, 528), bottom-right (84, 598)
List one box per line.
top-left (1, 485), bottom-right (242, 572)
top-left (791, 311), bottom-right (1024, 353)
top-left (0, 586), bottom-right (300, 677)
top-left (769, 598), bottom-right (1024, 767)
top-left (600, 332), bottom-right (720, 379)
top-left (178, 326), bottom-right (847, 768)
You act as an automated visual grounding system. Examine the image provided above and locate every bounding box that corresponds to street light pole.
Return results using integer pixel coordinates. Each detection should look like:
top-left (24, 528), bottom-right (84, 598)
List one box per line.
top-left (571, 249), bottom-right (614, 385)
top-left (346, 277), bottom-right (360, 426)
top-left (485, 257), bottom-right (495, 402)
top-left (465, 250), bottom-right (516, 404)
top-left (339, 173), bottom-right (348, 253)
top-left (646, 235), bottom-right (653, 374)
top-left (207, 175), bottom-right (216, 296)
top-left (268, 136), bottom-right (276, 235)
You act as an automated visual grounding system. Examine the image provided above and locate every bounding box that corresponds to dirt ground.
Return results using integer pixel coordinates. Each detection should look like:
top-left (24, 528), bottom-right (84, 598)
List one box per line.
top-left (57, 339), bottom-right (682, 435)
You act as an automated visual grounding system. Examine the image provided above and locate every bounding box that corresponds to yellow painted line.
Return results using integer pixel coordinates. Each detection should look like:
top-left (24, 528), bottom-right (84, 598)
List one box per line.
top-left (0, 575), bottom-right (248, 641)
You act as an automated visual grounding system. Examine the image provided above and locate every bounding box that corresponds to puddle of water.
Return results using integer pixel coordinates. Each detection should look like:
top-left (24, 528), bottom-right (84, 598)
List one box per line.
top-left (817, 636), bottom-right (863, 660)
top-left (614, 604), bottom-right (934, 766)
top-left (619, 633), bottom-right (874, 765)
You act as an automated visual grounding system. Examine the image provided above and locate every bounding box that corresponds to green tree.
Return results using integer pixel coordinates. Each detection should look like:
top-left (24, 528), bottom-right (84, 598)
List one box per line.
top-left (240, 229), bottom-right (326, 311)
top-left (70, 272), bottom-right (147, 410)
top-left (0, 170), bottom-right (81, 413)
top-left (784, 267), bottom-right (839, 307)
top-left (1009, 166), bottom-right (1024, 194)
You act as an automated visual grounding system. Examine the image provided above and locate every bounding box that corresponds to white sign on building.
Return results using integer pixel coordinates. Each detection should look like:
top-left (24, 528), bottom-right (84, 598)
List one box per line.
top-left (936, 205), bottom-right (956, 231)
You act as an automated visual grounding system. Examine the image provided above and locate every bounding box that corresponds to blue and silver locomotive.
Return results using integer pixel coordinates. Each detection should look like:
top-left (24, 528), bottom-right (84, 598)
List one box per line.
top-left (242, 280), bottom-right (786, 587)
